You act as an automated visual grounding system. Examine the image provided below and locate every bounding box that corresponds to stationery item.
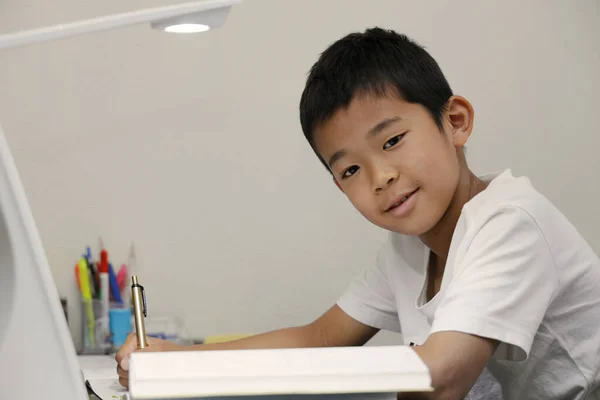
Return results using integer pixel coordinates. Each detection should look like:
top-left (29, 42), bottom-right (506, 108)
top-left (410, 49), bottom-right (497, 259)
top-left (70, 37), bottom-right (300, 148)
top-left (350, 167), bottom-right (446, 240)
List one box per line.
top-left (86, 258), bottom-right (98, 299)
top-left (108, 263), bottom-right (123, 304)
top-left (128, 346), bottom-right (432, 399)
top-left (78, 258), bottom-right (95, 347)
top-left (74, 263), bottom-right (81, 291)
top-left (116, 264), bottom-right (127, 292)
top-left (78, 355), bottom-right (128, 400)
top-left (84, 245), bottom-right (100, 298)
top-left (109, 307), bottom-right (132, 349)
top-left (131, 275), bottom-right (148, 349)
top-left (127, 243), bottom-right (137, 274)
top-left (123, 243), bottom-right (137, 309)
top-left (84, 246), bottom-right (92, 263)
top-left (98, 239), bottom-right (110, 346)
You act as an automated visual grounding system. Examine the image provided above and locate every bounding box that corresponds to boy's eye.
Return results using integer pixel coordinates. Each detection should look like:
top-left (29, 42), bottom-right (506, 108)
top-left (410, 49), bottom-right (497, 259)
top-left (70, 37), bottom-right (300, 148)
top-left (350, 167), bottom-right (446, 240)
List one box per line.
top-left (341, 165), bottom-right (359, 179)
top-left (383, 134), bottom-right (405, 150)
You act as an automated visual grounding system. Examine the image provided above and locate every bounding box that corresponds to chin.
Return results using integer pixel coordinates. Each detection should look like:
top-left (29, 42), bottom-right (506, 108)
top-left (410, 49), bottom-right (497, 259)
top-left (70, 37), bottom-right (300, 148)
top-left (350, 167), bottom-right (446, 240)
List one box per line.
top-left (369, 214), bottom-right (440, 237)
top-left (388, 224), bottom-right (431, 237)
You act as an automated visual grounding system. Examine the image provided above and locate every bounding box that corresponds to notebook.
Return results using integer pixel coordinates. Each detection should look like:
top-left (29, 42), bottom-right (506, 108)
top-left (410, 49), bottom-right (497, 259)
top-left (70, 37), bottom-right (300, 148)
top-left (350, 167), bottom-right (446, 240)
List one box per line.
top-left (128, 345), bottom-right (431, 399)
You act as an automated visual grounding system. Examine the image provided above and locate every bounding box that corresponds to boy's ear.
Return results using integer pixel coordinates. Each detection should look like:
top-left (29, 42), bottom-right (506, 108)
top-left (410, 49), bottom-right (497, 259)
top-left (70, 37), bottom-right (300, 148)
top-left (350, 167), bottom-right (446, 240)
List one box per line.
top-left (333, 177), bottom-right (344, 193)
top-left (444, 95), bottom-right (474, 148)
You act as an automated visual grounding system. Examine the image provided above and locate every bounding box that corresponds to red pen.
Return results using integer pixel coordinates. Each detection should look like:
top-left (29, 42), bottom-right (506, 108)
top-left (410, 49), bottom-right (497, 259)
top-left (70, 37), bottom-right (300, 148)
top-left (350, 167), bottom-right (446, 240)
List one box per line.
top-left (98, 238), bottom-right (110, 345)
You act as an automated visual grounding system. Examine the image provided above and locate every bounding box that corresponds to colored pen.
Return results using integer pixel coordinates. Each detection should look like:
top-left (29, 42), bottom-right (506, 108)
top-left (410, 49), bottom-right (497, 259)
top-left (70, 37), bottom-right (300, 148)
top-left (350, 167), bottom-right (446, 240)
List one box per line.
top-left (108, 262), bottom-right (123, 304)
top-left (78, 258), bottom-right (95, 347)
top-left (86, 258), bottom-right (97, 299)
top-left (98, 239), bottom-right (110, 348)
top-left (74, 263), bottom-right (81, 291)
top-left (116, 264), bottom-right (127, 293)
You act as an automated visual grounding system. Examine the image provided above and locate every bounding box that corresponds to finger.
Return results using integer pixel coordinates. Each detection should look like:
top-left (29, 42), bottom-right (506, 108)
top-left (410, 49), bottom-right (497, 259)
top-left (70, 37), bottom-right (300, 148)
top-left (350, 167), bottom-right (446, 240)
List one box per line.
top-left (115, 333), bottom-right (137, 364)
top-left (117, 364), bottom-right (129, 379)
top-left (134, 336), bottom-right (165, 352)
top-left (118, 376), bottom-right (129, 389)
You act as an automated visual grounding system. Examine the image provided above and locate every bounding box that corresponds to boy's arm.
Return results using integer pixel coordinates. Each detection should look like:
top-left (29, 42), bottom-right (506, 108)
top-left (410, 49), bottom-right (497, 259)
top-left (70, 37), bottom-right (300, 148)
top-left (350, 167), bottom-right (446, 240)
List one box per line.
top-left (400, 332), bottom-right (498, 400)
top-left (194, 304), bottom-right (379, 350)
top-left (402, 207), bottom-right (558, 399)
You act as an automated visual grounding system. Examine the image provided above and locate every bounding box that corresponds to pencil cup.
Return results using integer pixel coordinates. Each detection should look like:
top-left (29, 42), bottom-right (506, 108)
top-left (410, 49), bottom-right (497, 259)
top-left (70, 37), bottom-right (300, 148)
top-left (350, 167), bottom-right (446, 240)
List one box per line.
top-left (81, 298), bottom-right (112, 354)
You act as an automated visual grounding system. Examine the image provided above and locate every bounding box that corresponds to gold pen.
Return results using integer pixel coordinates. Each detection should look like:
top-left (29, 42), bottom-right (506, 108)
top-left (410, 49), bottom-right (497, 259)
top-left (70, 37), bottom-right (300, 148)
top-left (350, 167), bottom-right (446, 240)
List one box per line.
top-left (131, 275), bottom-right (148, 349)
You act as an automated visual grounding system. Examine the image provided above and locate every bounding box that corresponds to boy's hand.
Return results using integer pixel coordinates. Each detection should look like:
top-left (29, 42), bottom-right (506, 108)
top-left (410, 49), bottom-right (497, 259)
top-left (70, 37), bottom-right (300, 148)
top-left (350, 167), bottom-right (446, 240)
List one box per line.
top-left (115, 333), bottom-right (186, 388)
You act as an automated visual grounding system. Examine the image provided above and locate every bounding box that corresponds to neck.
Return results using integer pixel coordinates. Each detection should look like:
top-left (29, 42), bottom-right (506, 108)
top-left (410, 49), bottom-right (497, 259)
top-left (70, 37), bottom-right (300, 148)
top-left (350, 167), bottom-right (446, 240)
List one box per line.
top-left (419, 167), bottom-right (488, 261)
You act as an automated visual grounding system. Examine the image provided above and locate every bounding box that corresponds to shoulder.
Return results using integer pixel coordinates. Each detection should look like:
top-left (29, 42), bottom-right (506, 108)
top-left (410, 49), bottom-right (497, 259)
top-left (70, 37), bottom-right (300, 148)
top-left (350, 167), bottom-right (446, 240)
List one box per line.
top-left (450, 170), bottom-right (562, 278)
top-left (461, 169), bottom-right (558, 236)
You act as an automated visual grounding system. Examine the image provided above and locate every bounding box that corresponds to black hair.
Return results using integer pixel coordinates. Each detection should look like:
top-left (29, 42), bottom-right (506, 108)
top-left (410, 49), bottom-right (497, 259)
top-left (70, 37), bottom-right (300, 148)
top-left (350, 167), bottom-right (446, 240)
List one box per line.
top-left (299, 27), bottom-right (453, 169)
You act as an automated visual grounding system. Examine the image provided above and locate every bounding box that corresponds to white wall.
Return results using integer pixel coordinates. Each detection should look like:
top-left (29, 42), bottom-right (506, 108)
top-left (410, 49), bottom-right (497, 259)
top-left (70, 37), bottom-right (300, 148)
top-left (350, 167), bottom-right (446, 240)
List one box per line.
top-left (0, 0), bottom-right (598, 350)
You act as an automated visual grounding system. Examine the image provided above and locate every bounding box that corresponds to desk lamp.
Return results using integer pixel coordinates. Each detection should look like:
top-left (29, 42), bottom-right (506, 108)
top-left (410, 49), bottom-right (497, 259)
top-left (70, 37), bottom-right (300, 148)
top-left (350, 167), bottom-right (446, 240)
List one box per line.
top-left (0, 1), bottom-right (241, 399)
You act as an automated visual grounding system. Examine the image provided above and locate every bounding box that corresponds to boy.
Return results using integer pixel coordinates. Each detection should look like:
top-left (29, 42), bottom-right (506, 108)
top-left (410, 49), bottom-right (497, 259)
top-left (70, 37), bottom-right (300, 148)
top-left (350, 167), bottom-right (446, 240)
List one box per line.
top-left (116, 28), bottom-right (600, 399)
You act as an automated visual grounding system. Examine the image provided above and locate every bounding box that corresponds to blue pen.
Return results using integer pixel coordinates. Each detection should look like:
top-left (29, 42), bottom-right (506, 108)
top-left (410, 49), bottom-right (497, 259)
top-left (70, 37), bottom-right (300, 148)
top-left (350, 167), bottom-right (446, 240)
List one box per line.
top-left (108, 263), bottom-right (123, 304)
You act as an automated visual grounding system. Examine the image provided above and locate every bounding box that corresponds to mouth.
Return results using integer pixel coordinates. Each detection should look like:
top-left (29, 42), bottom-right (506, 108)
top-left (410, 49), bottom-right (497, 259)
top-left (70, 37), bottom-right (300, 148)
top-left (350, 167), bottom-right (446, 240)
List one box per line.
top-left (385, 188), bottom-right (419, 212)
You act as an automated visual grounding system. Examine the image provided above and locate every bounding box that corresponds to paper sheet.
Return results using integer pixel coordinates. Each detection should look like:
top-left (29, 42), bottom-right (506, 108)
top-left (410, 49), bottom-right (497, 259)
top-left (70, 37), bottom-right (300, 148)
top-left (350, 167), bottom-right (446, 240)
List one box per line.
top-left (78, 355), bottom-right (128, 400)
top-left (87, 378), bottom-right (128, 400)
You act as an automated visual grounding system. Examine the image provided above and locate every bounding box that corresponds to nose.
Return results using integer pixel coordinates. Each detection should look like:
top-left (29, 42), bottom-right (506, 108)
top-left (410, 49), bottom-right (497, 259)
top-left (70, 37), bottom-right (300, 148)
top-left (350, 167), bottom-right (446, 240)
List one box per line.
top-left (372, 164), bottom-right (398, 194)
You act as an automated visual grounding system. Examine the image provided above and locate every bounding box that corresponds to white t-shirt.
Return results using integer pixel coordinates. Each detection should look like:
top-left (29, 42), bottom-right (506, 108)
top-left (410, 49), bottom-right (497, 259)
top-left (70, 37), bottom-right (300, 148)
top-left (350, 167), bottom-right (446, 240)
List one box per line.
top-left (338, 169), bottom-right (600, 399)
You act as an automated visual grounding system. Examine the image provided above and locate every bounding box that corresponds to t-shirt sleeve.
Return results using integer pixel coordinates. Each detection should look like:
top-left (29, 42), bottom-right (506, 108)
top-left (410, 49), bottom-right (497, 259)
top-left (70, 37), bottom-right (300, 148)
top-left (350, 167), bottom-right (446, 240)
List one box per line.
top-left (337, 242), bottom-right (401, 333)
top-left (430, 206), bottom-right (559, 361)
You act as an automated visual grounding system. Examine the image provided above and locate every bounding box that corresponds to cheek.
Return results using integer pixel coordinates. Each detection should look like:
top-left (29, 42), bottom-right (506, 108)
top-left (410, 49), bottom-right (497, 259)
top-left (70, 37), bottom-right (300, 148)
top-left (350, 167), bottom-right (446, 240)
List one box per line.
top-left (422, 152), bottom-right (460, 201)
top-left (343, 185), bottom-right (377, 217)
top-left (410, 142), bottom-right (459, 196)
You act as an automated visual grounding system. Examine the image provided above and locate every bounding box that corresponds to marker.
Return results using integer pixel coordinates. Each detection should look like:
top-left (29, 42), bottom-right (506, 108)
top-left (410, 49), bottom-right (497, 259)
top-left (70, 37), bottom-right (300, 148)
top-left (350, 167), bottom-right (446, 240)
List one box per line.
top-left (78, 258), bottom-right (95, 347)
top-left (74, 263), bottom-right (81, 291)
top-left (116, 264), bottom-right (127, 292)
top-left (108, 263), bottom-right (122, 304)
top-left (98, 239), bottom-right (110, 348)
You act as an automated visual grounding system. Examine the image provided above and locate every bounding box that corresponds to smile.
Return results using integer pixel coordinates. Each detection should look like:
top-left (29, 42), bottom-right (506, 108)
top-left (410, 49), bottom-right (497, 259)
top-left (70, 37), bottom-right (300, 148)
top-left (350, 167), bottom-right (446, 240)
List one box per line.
top-left (385, 188), bottom-right (419, 216)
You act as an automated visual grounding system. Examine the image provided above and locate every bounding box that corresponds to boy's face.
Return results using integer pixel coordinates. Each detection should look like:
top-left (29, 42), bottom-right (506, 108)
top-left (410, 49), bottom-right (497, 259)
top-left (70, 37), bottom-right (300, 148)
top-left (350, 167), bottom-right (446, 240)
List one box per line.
top-left (313, 93), bottom-right (470, 236)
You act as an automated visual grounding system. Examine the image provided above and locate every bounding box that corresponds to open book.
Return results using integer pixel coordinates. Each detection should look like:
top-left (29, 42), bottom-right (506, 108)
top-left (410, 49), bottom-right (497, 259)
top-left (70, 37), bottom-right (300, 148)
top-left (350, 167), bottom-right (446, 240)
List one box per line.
top-left (129, 345), bottom-right (431, 399)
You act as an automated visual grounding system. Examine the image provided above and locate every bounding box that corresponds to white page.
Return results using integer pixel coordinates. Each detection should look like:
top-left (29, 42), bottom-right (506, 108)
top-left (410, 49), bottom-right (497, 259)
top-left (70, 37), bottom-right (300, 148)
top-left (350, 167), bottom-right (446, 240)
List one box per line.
top-left (79, 355), bottom-right (128, 400)
top-left (87, 378), bottom-right (128, 400)
top-left (79, 355), bottom-right (118, 380)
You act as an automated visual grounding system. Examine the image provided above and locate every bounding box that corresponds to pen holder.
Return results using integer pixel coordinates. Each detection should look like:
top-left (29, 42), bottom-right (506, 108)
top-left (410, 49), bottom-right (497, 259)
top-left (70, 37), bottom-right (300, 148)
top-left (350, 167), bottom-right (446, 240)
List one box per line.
top-left (81, 298), bottom-right (112, 354)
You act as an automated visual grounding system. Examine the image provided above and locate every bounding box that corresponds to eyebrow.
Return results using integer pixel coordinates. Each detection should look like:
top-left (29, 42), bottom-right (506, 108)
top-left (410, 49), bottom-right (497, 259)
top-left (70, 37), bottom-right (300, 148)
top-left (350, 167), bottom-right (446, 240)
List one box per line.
top-left (327, 149), bottom-right (347, 170)
top-left (367, 116), bottom-right (403, 137)
top-left (327, 116), bottom-right (403, 169)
